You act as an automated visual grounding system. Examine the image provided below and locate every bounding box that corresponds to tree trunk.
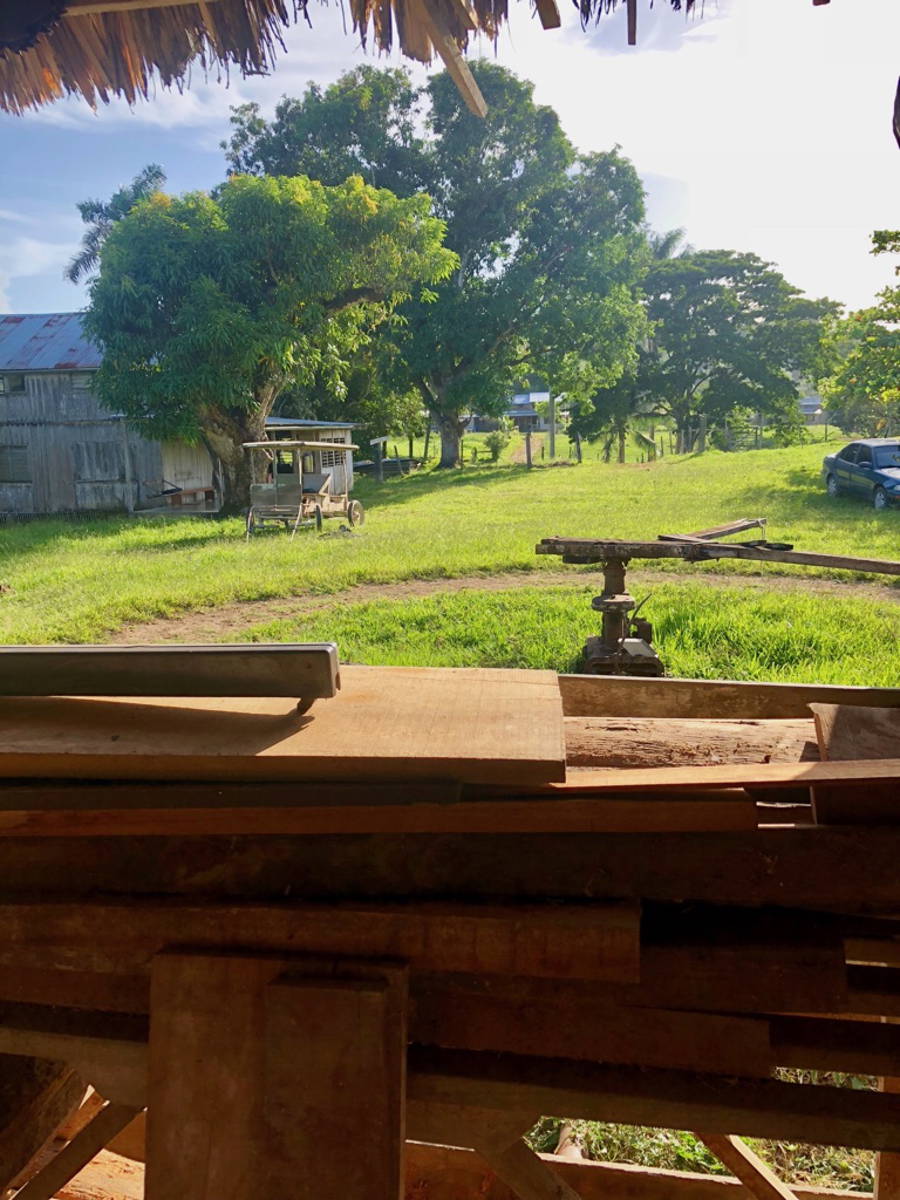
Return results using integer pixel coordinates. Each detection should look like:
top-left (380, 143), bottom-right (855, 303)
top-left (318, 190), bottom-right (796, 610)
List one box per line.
top-left (617, 427), bottom-right (626, 464)
top-left (436, 413), bottom-right (466, 469)
top-left (199, 407), bottom-right (267, 514)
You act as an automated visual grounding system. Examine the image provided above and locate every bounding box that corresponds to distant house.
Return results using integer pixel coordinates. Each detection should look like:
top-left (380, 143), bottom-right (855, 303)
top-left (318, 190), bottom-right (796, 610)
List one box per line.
top-left (468, 390), bottom-right (566, 433)
top-left (0, 313), bottom-right (355, 516)
top-left (799, 395), bottom-right (826, 425)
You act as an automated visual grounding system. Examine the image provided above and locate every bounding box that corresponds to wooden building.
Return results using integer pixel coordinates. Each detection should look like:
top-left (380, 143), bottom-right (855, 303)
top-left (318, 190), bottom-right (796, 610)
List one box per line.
top-left (0, 313), bottom-right (162, 516)
top-left (0, 313), bottom-right (356, 516)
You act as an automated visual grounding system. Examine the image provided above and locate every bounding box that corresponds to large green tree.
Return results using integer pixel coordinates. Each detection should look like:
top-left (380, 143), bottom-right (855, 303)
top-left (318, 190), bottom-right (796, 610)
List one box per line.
top-left (635, 250), bottom-right (839, 451)
top-left (84, 174), bottom-right (455, 511)
top-left (225, 64), bottom-right (648, 467)
top-left (821, 232), bottom-right (900, 436)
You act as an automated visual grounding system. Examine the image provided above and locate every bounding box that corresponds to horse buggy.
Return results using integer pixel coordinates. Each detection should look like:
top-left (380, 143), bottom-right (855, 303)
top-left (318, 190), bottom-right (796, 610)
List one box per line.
top-left (243, 437), bottom-right (365, 539)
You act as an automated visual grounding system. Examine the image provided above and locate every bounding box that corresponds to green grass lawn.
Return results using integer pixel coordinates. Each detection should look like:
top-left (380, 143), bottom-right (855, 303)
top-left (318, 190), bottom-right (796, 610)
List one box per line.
top-left (0, 441), bottom-right (896, 653)
top-left (237, 582), bottom-right (900, 686)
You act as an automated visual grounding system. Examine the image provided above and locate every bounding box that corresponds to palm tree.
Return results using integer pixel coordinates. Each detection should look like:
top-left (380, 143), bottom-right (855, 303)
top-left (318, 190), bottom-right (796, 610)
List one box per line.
top-left (66, 164), bottom-right (166, 285)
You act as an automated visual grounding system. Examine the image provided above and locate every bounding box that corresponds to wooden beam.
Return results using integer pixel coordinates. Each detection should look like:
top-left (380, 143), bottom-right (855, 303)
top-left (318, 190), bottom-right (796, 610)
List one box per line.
top-left (0, 796), bottom-right (763, 835)
top-left (0, 899), bottom-right (640, 982)
top-left (65, 0), bottom-right (222, 11)
top-left (535, 759), bottom-right (900, 795)
top-left (626, 0), bottom-right (637, 44)
top-left (408, 1047), bottom-right (900, 1151)
top-left (558, 674), bottom-right (900, 720)
top-left (0, 1060), bottom-right (85, 1192)
top-left (12, 1102), bottom-right (140, 1200)
top-left (771, 1017), bottom-right (900, 1076)
top-left (0, 643), bottom-right (338, 699)
top-left (534, 0), bottom-right (561, 29)
top-left (536, 537), bottom-right (900, 577)
top-left (876, 1079), bottom-right (900, 1200)
top-left (698, 1135), bottom-right (798, 1200)
top-left (411, 0), bottom-right (487, 117)
top-left (564, 716), bottom-right (816, 768)
top-left (402, 1143), bottom-right (867, 1200)
top-left (475, 1136), bottom-right (584, 1200)
top-left (146, 952), bottom-right (407, 1200)
top-left (9, 827), bottom-right (900, 912)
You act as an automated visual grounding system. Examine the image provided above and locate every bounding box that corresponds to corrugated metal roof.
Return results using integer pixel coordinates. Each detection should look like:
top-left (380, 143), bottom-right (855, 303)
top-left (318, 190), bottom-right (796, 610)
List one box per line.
top-left (0, 313), bottom-right (101, 372)
top-left (267, 418), bottom-right (356, 430)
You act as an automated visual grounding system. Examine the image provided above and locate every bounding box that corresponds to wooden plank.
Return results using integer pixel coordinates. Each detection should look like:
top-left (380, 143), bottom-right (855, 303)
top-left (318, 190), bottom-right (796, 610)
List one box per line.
top-left (534, 0), bottom-right (561, 29)
top-left (0, 793), bottom-right (759, 836)
top-left (0, 900), bottom-right (640, 982)
top-left (56, 1143), bottom-right (874, 1200)
top-left (410, 0), bottom-right (488, 117)
top-left (813, 705), bottom-right (900, 762)
top-left (0, 1060), bottom-right (85, 1192)
top-left (662, 519), bottom-right (768, 542)
top-left (12, 1102), bottom-right (139, 1200)
top-left (558, 674), bottom-right (900, 720)
top-left (402, 1143), bottom-right (868, 1200)
top-left (564, 716), bottom-right (817, 768)
top-left (264, 977), bottom-right (407, 1200)
top-left (693, 1137), bottom-right (798, 1200)
top-left (411, 974), bottom-right (775, 1076)
top-left (534, 759), bottom-right (900, 794)
top-left (772, 1017), bottom-right (900, 1075)
top-left (0, 643), bottom-right (338, 700)
top-left (146, 952), bottom-right (407, 1200)
top-left (475, 1137), bottom-right (583, 1200)
top-left (0, 666), bottom-right (566, 785)
top-left (58, 1150), bottom-right (145, 1200)
top-left (408, 1046), bottom-right (900, 1151)
top-left (7, 827), bottom-right (900, 912)
top-left (812, 704), bottom-right (900, 825)
top-left (877, 1079), bottom-right (900, 1200)
top-left (536, 537), bottom-right (900, 576)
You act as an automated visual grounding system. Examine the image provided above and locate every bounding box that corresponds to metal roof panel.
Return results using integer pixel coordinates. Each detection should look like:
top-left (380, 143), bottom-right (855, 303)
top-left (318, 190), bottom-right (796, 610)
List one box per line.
top-left (0, 313), bottom-right (101, 372)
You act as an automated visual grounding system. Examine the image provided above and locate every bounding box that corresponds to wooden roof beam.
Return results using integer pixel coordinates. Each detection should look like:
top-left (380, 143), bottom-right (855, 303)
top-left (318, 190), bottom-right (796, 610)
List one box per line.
top-left (414, 0), bottom-right (488, 117)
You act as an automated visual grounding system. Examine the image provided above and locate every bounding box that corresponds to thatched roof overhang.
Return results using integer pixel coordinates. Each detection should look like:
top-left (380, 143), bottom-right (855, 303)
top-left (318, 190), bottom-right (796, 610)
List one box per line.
top-left (0, 0), bottom-right (894, 138)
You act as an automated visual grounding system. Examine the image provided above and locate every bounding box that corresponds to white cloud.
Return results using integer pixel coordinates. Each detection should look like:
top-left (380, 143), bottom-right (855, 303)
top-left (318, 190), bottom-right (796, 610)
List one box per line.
top-left (0, 237), bottom-right (79, 312)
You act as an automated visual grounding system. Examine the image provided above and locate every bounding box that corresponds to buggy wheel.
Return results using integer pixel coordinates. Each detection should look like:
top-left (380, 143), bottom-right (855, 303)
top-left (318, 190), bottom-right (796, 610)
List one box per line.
top-left (873, 486), bottom-right (889, 511)
top-left (347, 499), bottom-right (365, 527)
top-left (245, 509), bottom-right (256, 539)
top-left (314, 504), bottom-right (324, 532)
top-left (825, 474), bottom-right (841, 498)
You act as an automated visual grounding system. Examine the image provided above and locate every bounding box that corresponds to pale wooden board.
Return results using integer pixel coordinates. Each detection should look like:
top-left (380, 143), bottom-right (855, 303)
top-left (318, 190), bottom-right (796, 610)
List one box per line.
top-left (811, 705), bottom-right (900, 825)
top-left (0, 665), bottom-right (565, 786)
top-left (812, 705), bottom-right (900, 763)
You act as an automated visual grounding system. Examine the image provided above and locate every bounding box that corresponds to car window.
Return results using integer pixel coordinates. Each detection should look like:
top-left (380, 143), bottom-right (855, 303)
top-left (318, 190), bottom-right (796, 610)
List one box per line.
top-left (874, 445), bottom-right (900, 468)
top-left (838, 444), bottom-right (859, 463)
top-left (856, 445), bottom-right (873, 466)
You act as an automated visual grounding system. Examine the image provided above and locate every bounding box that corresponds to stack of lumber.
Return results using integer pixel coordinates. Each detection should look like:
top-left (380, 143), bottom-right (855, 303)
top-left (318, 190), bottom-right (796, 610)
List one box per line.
top-left (0, 664), bottom-right (898, 1200)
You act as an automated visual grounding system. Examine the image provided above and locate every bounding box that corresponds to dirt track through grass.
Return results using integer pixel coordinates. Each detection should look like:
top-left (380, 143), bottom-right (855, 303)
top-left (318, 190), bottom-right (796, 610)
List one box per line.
top-left (109, 566), bottom-right (900, 645)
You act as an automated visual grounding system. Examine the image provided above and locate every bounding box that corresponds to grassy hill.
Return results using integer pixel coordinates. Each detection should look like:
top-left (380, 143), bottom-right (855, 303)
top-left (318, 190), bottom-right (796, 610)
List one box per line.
top-left (0, 442), bottom-right (897, 681)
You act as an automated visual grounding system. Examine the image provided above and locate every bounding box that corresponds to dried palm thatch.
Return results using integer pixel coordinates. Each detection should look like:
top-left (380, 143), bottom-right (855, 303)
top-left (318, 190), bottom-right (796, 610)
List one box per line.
top-left (0, 0), bottom-right (693, 117)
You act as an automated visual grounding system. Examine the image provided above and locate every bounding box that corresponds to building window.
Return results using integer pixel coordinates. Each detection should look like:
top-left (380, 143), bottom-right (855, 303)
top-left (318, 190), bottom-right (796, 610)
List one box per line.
top-left (320, 448), bottom-right (345, 468)
top-left (0, 444), bottom-right (31, 483)
top-left (0, 374), bottom-right (26, 395)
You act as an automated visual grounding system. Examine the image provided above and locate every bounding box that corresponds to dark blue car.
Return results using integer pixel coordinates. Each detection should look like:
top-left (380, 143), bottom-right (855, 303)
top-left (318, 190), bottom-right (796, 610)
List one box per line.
top-left (823, 438), bottom-right (900, 510)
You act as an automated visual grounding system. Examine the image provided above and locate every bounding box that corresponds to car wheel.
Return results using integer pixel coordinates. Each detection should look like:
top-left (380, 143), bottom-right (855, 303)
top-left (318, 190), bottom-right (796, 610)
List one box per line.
top-left (826, 474), bottom-right (841, 497)
top-left (873, 486), bottom-right (889, 511)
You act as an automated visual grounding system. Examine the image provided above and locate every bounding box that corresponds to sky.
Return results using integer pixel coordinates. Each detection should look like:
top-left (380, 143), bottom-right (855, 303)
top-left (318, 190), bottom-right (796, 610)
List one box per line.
top-left (0, 0), bottom-right (897, 316)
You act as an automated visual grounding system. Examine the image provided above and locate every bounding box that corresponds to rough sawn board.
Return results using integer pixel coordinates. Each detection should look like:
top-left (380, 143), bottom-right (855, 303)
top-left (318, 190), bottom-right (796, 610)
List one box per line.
top-left (0, 665), bottom-right (565, 786)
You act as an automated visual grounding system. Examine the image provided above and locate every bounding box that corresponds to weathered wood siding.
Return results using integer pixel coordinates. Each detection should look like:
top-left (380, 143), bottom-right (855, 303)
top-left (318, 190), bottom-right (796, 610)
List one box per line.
top-left (0, 373), bottom-right (161, 514)
top-left (161, 441), bottom-right (215, 494)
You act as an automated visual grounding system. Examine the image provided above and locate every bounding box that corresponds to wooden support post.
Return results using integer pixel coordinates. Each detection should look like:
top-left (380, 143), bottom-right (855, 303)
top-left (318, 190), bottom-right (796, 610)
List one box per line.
top-left (476, 1135), bottom-right (585, 1200)
top-left (0, 1060), bottom-right (85, 1193)
top-left (698, 1134), bottom-right (798, 1200)
top-left (525, 430), bottom-right (533, 468)
top-left (627, 0), bottom-right (637, 44)
top-left (876, 1079), bottom-right (900, 1200)
top-left (11, 1102), bottom-right (139, 1200)
top-left (146, 951), bottom-right (408, 1200)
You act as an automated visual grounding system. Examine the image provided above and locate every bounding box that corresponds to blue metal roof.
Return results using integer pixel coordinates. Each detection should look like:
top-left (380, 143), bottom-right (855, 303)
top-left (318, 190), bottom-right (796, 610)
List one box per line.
top-left (0, 313), bottom-right (101, 372)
